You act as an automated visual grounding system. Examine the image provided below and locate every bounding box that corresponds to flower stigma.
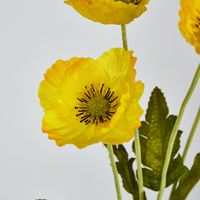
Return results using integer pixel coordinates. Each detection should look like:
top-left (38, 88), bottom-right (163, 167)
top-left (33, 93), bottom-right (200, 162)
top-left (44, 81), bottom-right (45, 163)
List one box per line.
top-left (75, 84), bottom-right (119, 125)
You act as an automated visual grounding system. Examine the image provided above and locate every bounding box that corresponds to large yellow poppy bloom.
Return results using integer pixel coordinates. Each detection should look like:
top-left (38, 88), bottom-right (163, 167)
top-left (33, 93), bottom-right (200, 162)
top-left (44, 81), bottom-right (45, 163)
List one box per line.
top-left (65, 0), bottom-right (149, 25)
top-left (38, 48), bottom-right (144, 148)
top-left (179, 0), bottom-right (200, 54)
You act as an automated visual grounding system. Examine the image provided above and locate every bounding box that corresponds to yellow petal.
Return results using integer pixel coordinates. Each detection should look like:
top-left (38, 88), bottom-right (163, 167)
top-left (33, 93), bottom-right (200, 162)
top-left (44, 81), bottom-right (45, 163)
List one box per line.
top-left (65, 0), bottom-right (149, 25)
top-left (96, 48), bottom-right (136, 92)
top-left (102, 81), bottom-right (144, 144)
top-left (179, 0), bottom-right (200, 54)
top-left (42, 110), bottom-right (107, 148)
top-left (38, 60), bottom-right (67, 111)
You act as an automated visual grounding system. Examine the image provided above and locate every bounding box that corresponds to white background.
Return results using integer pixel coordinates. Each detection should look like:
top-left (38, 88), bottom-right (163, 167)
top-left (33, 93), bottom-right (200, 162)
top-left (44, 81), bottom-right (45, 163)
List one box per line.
top-left (0, 0), bottom-right (200, 199)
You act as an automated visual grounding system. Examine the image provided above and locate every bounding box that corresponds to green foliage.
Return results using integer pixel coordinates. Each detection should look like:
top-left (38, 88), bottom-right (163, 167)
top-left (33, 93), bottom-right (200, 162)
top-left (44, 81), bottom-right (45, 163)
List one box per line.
top-left (113, 145), bottom-right (146, 200)
top-left (132, 87), bottom-right (186, 191)
top-left (112, 87), bottom-right (200, 199)
top-left (170, 153), bottom-right (200, 200)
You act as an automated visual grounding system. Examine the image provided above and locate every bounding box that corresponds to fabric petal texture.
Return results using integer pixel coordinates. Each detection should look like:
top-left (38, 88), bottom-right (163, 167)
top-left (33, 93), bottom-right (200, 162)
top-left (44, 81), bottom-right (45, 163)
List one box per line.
top-left (38, 48), bottom-right (144, 148)
top-left (65, 0), bottom-right (149, 25)
top-left (179, 0), bottom-right (200, 54)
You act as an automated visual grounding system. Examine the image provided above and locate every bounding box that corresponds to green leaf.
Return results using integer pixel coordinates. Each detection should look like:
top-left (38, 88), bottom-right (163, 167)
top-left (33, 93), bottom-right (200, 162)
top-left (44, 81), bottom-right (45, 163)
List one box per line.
top-left (170, 153), bottom-right (200, 200)
top-left (113, 145), bottom-right (146, 200)
top-left (133, 87), bottom-right (186, 191)
top-left (113, 145), bottom-right (138, 199)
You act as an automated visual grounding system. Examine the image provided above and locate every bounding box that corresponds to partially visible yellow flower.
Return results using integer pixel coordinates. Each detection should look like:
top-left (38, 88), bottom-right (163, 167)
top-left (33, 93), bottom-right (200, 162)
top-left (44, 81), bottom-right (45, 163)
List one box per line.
top-left (65, 0), bottom-right (149, 25)
top-left (179, 0), bottom-right (200, 54)
top-left (38, 48), bottom-right (144, 148)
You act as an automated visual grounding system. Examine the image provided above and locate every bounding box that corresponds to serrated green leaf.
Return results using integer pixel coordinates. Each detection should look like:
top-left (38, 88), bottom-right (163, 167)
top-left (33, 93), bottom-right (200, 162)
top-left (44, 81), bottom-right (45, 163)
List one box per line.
top-left (113, 145), bottom-right (139, 199)
top-left (170, 153), bottom-right (200, 200)
top-left (113, 145), bottom-right (147, 200)
top-left (133, 87), bottom-right (186, 191)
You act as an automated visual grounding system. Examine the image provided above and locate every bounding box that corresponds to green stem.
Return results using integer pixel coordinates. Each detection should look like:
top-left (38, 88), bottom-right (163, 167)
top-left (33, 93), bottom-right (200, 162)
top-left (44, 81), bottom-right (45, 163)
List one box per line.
top-left (157, 64), bottom-right (200, 200)
top-left (121, 25), bottom-right (128, 50)
top-left (135, 130), bottom-right (144, 200)
top-left (121, 24), bottom-right (144, 200)
top-left (182, 106), bottom-right (200, 161)
top-left (169, 106), bottom-right (200, 199)
top-left (107, 144), bottom-right (122, 200)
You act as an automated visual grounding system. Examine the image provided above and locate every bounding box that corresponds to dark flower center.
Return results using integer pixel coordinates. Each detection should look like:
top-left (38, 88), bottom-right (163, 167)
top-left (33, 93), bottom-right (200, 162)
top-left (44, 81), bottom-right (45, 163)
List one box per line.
top-left (75, 84), bottom-right (119, 125)
top-left (192, 9), bottom-right (200, 31)
top-left (194, 16), bottom-right (200, 29)
top-left (115, 0), bottom-right (142, 5)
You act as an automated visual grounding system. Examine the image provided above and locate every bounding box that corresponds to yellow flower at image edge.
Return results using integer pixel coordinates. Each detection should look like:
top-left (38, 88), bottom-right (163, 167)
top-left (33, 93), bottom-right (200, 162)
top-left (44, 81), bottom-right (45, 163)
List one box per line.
top-left (179, 0), bottom-right (200, 54)
top-left (65, 0), bottom-right (149, 25)
top-left (38, 48), bottom-right (144, 148)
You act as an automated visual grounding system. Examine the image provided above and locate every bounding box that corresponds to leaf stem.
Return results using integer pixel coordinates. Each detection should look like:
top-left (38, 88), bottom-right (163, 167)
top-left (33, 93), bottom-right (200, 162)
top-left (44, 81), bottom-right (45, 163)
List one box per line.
top-left (157, 64), bottom-right (200, 200)
top-left (107, 144), bottom-right (122, 200)
top-left (170, 106), bottom-right (200, 198)
top-left (121, 25), bottom-right (128, 50)
top-left (135, 130), bottom-right (144, 200)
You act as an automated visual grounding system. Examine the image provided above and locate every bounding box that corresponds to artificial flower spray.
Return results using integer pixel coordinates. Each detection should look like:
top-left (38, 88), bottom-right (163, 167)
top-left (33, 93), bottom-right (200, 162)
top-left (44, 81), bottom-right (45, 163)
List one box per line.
top-left (38, 0), bottom-right (200, 199)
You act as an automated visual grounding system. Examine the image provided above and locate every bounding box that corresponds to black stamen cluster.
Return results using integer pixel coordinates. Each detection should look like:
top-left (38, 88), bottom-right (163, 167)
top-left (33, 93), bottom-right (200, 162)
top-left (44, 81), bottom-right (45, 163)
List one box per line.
top-left (75, 84), bottom-right (118, 125)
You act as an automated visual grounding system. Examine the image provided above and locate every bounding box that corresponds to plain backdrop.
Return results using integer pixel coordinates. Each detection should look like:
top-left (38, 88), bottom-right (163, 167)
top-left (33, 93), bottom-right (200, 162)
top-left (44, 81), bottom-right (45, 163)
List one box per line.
top-left (0, 0), bottom-right (200, 199)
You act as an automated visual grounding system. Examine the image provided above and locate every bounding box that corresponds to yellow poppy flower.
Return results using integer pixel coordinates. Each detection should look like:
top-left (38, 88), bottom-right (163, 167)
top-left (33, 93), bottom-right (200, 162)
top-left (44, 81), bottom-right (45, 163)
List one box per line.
top-left (38, 48), bottom-right (144, 148)
top-left (179, 0), bottom-right (200, 54)
top-left (65, 0), bottom-right (149, 25)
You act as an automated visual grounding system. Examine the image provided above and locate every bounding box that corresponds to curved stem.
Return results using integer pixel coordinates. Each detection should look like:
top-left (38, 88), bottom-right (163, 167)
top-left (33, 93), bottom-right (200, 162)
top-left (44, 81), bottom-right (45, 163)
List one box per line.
top-left (107, 144), bottom-right (122, 200)
top-left (157, 64), bottom-right (200, 200)
top-left (121, 25), bottom-right (128, 50)
top-left (170, 106), bottom-right (200, 199)
top-left (135, 130), bottom-right (144, 200)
